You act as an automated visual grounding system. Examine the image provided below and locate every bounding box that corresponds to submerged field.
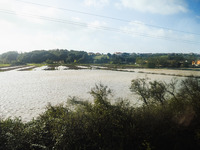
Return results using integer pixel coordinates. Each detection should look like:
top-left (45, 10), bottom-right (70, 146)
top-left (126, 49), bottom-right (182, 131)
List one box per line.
top-left (0, 65), bottom-right (194, 121)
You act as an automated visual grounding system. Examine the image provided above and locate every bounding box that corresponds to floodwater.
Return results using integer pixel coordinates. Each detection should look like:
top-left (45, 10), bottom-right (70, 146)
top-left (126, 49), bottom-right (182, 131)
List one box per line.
top-left (121, 68), bottom-right (200, 76)
top-left (0, 68), bottom-right (186, 121)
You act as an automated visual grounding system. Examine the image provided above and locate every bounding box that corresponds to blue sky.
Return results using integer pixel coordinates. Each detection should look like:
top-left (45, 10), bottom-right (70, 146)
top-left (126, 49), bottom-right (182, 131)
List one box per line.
top-left (0, 0), bottom-right (200, 54)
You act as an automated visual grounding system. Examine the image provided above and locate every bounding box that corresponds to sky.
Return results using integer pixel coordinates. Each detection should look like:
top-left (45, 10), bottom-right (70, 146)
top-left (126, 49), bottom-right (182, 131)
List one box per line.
top-left (0, 0), bottom-right (200, 54)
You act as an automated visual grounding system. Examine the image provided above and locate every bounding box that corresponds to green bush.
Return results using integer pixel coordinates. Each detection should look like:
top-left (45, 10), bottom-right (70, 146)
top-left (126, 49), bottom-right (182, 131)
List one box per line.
top-left (1, 78), bottom-right (200, 149)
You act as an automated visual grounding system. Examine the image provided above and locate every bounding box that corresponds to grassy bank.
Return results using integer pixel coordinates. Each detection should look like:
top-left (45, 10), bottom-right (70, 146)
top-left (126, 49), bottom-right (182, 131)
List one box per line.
top-left (0, 64), bottom-right (11, 68)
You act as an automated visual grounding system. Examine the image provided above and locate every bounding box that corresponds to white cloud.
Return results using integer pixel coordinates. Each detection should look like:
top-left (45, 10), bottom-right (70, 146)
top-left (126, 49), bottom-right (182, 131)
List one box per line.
top-left (119, 0), bottom-right (188, 15)
top-left (0, 31), bottom-right (70, 53)
top-left (0, 20), bottom-right (15, 30)
top-left (84, 0), bottom-right (109, 7)
top-left (13, 4), bottom-right (58, 24)
top-left (87, 20), bottom-right (107, 29)
top-left (0, 19), bottom-right (69, 53)
top-left (0, 0), bottom-right (12, 9)
top-left (0, 0), bottom-right (58, 24)
top-left (71, 17), bottom-right (81, 22)
top-left (122, 21), bottom-right (165, 37)
top-left (121, 21), bottom-right (195, 42)
top-left (0, 0), bottom-right (58, 25)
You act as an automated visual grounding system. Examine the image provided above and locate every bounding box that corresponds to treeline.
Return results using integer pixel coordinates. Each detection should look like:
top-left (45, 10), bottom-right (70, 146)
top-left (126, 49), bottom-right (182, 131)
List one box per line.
top-left (1, 77), bottom-right (200, 149)
top-left (0, 49), bottom-right (200, 68)
top-left (0, 50), bottom-right (93, 65)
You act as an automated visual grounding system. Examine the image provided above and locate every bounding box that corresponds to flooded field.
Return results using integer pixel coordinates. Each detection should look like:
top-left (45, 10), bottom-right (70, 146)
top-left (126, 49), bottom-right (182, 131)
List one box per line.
top-left (120, 68), bottom-right (200, 77)
top-left (0, 67), bottom-right (194, 121)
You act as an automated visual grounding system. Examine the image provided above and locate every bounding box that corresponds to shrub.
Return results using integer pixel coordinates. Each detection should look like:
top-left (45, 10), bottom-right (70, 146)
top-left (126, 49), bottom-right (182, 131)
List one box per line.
top-left (1, 78), bottom-right (200, 149)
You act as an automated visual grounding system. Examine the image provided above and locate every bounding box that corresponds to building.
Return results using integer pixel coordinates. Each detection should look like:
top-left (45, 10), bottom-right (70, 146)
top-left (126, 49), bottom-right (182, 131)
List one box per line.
top-left (88, 52), bottom-right (95, 56)
top-left (192, 60), bottom-right (200, 66)
top-left (114, 52), bottom-right (122, 56)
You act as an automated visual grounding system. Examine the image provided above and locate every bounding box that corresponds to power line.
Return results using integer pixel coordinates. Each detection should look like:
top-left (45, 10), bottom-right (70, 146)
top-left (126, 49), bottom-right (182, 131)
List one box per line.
top-left (0, 8), bottom-right (199, 45)
top-left (15, 0), bottom-right (200, 36)
top-left (0, 8), bottom-right (200, 45)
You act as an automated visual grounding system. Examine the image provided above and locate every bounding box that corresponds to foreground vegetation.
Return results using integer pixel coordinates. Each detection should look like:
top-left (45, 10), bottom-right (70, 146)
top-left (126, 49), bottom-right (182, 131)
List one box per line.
top-left (1, 77), bottom-right (200, 149)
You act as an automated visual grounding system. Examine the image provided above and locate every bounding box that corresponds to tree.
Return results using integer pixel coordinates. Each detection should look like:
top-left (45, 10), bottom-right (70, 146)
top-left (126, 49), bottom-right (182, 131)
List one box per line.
top-left (149, 81), bottom-right (167, 105)
top-left (178, 77), bottom-right (200, 114)
top-left (107, 53), bottom-right (112, 59)
top-left (130, 78), bottom-right (178, 105)
top-left (90, 84), bottom-right (112, 107)
top-left (0, 51), bottom-right (19, 64)
top-left (130, 78), bottom-right (150, 105)
top-left (147, 58), bottom-right (156, 68)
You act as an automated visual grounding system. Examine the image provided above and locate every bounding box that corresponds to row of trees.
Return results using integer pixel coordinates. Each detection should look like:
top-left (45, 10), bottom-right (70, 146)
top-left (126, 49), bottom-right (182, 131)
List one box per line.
top-left (1, 77), bottom-right (200, 149)
top-left (0, 50), bottom-right (92, 65)
top-left (0, 50), bottom-right (200, 68)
